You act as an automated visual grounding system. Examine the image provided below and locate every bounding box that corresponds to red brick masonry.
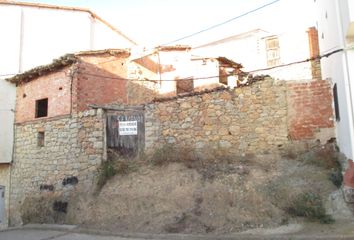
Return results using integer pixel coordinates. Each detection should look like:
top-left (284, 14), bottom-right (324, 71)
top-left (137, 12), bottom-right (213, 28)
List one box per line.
top-left (287, 80), bottom-right (334, 140)
top-left (344, 159), bottom-right (354, 188)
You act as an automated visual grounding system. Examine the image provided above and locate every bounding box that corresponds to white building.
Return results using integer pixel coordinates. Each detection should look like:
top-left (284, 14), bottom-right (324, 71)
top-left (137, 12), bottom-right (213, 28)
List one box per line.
top-left (0, 0), bottom-right (135, 228)
top-left (314, 0), bottom-right (354, 160)
top-left (0, 1), bottom-right (136, 164)
top-left (192, 27), bottom-right (320, 81)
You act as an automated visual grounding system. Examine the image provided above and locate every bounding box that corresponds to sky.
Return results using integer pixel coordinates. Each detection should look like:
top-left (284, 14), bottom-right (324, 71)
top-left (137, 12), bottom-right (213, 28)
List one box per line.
top-left (21, 0), bottom-right (316, 47)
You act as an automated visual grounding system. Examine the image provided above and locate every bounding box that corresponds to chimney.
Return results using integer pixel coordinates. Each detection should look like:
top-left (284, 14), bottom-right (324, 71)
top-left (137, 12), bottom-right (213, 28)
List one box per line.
top-left (308, 27), bottom-right (322, 80)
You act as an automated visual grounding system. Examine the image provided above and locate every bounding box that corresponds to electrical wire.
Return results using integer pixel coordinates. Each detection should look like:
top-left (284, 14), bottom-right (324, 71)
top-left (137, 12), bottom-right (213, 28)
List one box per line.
top-left (249, 48), bottom-right (343, 73)
top-left (122, 0), bottom-right (284, 56)
top-left (1, 47), bottom-right (345, 83)
top-left (160, 0), bottom-right (282, 46)
top-left (0, 73), bottom-right (17, 77)
top-left (77, 71), bottom-right (223, 82)
top-left (74, 48), bottom-right (343, 82)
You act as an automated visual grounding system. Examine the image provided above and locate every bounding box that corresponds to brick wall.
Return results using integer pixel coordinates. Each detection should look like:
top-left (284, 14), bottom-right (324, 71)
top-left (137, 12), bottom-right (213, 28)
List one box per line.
top-left (287, 80), bottom-right (334, 140)
top-left (15, 67), bottom-right (72, 123)
top-left (15, 53), bottom-right (133, 123)
top-left (75, 54), bottom-right (129, 112)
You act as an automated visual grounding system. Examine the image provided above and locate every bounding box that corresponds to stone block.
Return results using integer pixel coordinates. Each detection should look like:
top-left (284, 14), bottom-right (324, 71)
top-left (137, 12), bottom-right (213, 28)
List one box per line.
top-left (219, 140), bottom-right (232, 148)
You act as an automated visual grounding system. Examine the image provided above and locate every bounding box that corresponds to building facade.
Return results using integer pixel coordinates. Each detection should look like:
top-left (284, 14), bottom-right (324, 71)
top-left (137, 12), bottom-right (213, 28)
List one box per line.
top-left (2, 49), bottom-right (133, 227)
top-left (192, 27), bottom-right (321, 81)
top-left (314, 0), bottom-right (354, 160)
top-left (0, 0), bottom-right (136, 165)
top-left (130, 45), bottom-right (243, 97)
top-left (0, 3), bottom-right (135, 227)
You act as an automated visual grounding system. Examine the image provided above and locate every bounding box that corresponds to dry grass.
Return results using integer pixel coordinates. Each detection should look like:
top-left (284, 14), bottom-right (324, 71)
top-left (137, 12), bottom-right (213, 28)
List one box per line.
top-left (20, 196), bottom-right (67, 224)
top-left (147, 144), bottom-right (251, 180)
top-left (90, 143), bottom-right (339, 232)
top-left (282, 142), bottom-right (343, 189)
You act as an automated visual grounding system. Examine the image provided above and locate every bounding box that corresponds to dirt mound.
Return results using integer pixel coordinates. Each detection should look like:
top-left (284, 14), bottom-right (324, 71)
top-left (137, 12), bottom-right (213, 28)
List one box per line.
top-left (72, 147), bottom-right (344, 234)
top-left (80, 162), bottom-right (281, 234)
top-left (22, 144), bottom-right (350, 234)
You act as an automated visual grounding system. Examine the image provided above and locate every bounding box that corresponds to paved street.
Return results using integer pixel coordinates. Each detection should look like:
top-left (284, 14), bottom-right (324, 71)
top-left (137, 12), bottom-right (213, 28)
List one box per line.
top-left (0, 229), bottom-right (144, 240)
top-left (1, 223), bottom-right (354, 240)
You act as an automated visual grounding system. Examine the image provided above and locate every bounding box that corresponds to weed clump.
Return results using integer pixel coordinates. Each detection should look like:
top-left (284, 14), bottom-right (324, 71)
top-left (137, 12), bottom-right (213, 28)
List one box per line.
top-left (149, 144), bottom-right (199, 168)
top-left (147, 144), bottom-right (250, 180)
top-left (285, 192), bottom-right (334, 224)
top-left (96, 161), bottom-right (117, 190)
top-left (284, 142), bottom-right (344, 189)
top-left (300, 144), bottom-right (343, 189)
top-left (329, 168), bottom-right (343, 188)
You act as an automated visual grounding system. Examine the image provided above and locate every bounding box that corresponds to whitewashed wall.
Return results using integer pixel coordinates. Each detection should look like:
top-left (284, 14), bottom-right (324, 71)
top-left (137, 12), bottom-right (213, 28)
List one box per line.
top-left (193, 29), bottom-right (313, 81)
top-left (0, 4), bottom-right (135, 164)
top-left (315, 0), bottom-right (354, 160)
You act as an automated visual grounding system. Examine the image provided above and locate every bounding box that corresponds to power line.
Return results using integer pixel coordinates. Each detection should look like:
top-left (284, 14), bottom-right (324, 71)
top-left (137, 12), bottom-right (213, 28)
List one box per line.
top-left (76, 48), bottom-right (343, 82)
top-left (249, 48), bottom-right (343, 73)
top-left (0, 73), bottom-right (17, 77)
top-left (0, 0), bottom-right (290, 78)
top-left (2, 48), bottom-right (344, 83)
top-left (160, 0), bottom-right (282, 46)
top-left (0, 109), bottom-right (14, 112)
top-left (77, 71), bottom-right (222, 82)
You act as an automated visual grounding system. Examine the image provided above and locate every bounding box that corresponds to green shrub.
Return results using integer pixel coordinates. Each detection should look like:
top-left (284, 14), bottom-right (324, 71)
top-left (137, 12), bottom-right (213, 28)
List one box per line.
top-left (286, 192), bottom-right (334, 224)
top-left (97, 161), bottom-right (117, 189)
top-left (299, 144), bottom-right (341, 170)
top-left (329, 168), bottom-right (343, 188)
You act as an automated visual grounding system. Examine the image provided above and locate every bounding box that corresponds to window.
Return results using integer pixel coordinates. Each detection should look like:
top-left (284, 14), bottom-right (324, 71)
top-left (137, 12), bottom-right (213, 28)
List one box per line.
top-left (333, 84), bottom-right (340, 121)
top-left (35, 98), bottom-right (48, 118)
top-left (265, 37), bottom-right (280, 67)
top-left (176, 78), bottom-right (194, 94)
top-left (37, 131), bottom-right (45, 147)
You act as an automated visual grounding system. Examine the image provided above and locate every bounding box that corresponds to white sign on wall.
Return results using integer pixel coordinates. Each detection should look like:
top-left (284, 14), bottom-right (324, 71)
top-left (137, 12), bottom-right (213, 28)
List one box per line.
top-left (119, 121), bottom-right (138, 135)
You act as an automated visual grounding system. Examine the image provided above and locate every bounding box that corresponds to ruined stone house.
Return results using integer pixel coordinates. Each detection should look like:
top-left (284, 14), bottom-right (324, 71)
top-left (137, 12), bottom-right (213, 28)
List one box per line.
top-left (0, 42), bottom-right (337, 228)
top-left (0, 47), bottom-right (246, 227)
top-left (0, 49), bottom-right (134, 227)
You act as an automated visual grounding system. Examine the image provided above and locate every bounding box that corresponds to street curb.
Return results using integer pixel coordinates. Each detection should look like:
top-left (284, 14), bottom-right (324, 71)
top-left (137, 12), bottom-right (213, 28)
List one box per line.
top-left (23, 223), bottom-right (78, 231)
top-left (0, 226), bottom-right (23, 233)
top-left (70, 226), bottom-right (354, 240)
top-left (3, 224), bottom-right (354, 240)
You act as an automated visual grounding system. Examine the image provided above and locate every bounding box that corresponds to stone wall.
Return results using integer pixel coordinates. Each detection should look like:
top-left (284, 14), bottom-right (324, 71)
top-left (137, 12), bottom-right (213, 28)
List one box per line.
top-left (145, 78), bottom-right (335, 154)
top-left (145, 78), bottom-right (289, 154)
top-left (9, 109), bottom-right (105, 225)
